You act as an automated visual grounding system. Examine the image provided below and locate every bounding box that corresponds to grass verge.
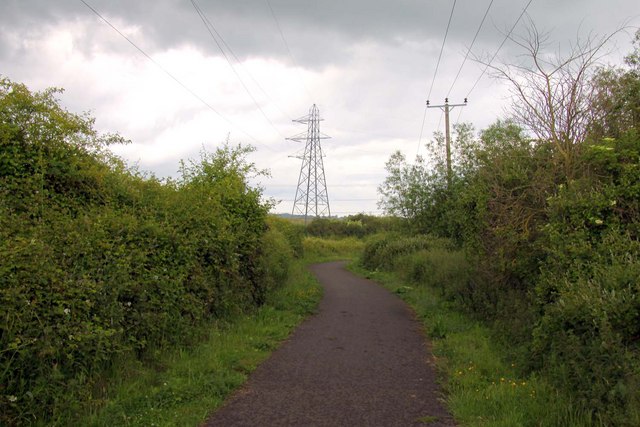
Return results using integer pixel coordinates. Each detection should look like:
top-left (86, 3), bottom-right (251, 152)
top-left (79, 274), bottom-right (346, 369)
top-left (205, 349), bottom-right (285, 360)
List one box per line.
top-left (78, 258), bottom-right (322, 427)
top-left (349, 265), bottom-right (599, 427)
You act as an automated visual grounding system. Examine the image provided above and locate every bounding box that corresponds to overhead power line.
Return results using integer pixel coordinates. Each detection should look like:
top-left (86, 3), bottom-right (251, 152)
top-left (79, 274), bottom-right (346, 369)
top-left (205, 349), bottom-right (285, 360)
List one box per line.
top-left (456, 0), bottom-right (534, 124)
top-left (265, 0), bottom-right (314, 103)
top-left (190, 0), bottom-right (289, 137)
top-left (446, 0), bottom-right (495, 98)
top-left (426, 0), bottom-right (458, 101)
top-left (267, 183), bottom-right (373, 188)
top-left (417, 0), bottom-right (457, 157)
top-left (465, 0), bottom-right (534, 99)
top-left (79, 0), bottom-right (270, 149)
top-left (191, 2), bottom-right (293, 121)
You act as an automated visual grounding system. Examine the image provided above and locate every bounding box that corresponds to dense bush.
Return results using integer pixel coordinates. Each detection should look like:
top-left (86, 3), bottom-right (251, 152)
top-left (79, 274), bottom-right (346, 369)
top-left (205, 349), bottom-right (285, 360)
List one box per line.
top-left (259, 217), bottom-right (302, 297)
top-left (267, 215), bottom-right (305, 258)
top-left (530, 134), bottom-right (640, 424)
top-left (0, 78), bottom-right (294, 424)
top-left (533, 241), bottom-right (640, 425)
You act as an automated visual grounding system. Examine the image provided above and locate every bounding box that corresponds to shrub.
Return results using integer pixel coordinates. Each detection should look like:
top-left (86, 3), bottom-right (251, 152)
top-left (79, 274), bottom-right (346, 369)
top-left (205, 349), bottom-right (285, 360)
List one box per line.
top-left (268, 216), bottom-right (305, 258)
top-left (257, 221), bottom-right (294, 295)
top-left (370, 33), bottom-right (640, 424)
top-left (532, 236), bottom-right (640, 425)
top-left (0, 78), bottom-right (292, 424)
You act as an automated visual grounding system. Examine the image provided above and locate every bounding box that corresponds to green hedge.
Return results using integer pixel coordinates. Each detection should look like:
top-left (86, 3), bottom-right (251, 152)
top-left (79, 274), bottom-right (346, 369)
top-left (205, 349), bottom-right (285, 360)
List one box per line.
top-left (0, 78), bottom-right (292, 424)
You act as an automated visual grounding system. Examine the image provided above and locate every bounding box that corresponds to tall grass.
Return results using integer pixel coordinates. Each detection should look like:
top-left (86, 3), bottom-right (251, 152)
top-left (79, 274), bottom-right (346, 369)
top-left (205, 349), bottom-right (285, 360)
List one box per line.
top-left (302, 236), bottom-right (364, 262)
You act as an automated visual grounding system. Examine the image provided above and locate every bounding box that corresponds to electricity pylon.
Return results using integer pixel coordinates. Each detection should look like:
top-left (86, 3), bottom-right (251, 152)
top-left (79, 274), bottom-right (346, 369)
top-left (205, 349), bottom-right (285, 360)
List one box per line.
top-left (287, 104), bottom-right (331, 223)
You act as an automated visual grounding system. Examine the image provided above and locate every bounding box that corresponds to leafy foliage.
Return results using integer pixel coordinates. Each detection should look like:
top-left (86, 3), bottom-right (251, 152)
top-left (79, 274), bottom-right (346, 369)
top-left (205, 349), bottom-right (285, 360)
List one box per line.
top-left (0, 77), bottom-right (294, 424)
top-left (374, 30), bottom-right (640, 424)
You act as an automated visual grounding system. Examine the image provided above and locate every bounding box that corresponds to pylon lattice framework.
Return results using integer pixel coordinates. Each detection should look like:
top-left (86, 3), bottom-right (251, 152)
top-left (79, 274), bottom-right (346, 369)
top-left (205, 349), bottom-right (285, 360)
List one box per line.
top-left (287, 104), bottom-right (331, 221)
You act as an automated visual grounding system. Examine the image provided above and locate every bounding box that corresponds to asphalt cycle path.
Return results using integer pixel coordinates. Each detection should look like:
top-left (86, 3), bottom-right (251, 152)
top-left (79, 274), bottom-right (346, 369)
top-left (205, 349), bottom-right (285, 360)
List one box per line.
top-left (204, 261), bottom-right (454, 426)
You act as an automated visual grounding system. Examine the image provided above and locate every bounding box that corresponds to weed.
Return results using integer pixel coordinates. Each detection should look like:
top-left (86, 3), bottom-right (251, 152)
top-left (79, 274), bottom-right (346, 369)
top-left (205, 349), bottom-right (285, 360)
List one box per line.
top-left (416, 415), bottom-right (439, 423)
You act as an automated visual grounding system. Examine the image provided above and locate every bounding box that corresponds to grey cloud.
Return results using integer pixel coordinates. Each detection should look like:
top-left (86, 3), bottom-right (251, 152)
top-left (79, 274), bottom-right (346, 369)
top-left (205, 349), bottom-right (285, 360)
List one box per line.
top-left (0, 0), bottom-right (550, 68)
top-left (2, 0), bottom-right (637, 76)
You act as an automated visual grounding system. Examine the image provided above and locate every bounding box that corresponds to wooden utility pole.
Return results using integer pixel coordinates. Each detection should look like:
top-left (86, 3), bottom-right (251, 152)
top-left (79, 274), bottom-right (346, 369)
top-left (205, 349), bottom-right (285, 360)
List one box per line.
top-left (426, 98), bottom-right (467, 187)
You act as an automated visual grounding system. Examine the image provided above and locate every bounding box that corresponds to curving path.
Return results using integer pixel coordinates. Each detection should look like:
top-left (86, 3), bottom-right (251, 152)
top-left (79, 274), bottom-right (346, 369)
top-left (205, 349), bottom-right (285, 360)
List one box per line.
top-left (204, 261), bottom-right (454, 426)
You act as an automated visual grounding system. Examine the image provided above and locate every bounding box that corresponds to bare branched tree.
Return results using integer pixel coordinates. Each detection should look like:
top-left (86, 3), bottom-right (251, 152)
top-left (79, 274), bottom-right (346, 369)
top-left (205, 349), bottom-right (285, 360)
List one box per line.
top-left (483, 18), bottom-right (622, 178)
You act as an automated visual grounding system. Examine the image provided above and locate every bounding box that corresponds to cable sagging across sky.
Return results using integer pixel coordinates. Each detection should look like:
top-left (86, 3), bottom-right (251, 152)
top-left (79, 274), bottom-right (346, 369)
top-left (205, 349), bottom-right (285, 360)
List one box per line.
top-left (455, 0), bottom-right (534, 124)
top-left (191, 2), bottom-right (293, 122)
top-left (417, 0), bottom-right (457, 157)
top-left (79, 0), bottom-right (269, 149)
top-left (265, 0), bottom-right (315, 104)
top-left (190, 0), bottom-right (286, 140)
top-left (464, 0), bottom-right (534, 99)
top-left (446, 0), bottom-right (495, 98)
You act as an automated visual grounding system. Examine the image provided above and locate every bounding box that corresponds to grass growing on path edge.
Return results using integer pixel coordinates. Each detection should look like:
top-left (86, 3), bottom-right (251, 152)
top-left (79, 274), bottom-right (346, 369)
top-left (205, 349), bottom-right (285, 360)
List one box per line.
top-left (349, 265), bottom-right (602, 427)
top-left (79, 259), bottom-right (322, 427)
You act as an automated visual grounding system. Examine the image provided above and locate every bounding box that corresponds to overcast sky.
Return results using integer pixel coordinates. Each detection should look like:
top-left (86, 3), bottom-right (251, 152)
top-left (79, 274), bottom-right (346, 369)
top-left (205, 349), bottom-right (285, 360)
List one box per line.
top-left (2, 0), bottom-right (638, 215)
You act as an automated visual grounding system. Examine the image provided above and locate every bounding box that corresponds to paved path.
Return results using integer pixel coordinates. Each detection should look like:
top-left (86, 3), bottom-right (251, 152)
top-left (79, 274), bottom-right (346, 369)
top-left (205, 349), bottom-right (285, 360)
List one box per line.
top-left (204, 261), bottom-right (454, 426)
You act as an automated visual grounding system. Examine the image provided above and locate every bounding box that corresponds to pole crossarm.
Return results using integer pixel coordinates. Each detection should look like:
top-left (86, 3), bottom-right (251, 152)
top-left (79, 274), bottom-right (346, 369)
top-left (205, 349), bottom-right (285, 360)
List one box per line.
top-left (426, 97), bottom-right (468, 111)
